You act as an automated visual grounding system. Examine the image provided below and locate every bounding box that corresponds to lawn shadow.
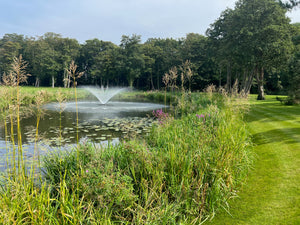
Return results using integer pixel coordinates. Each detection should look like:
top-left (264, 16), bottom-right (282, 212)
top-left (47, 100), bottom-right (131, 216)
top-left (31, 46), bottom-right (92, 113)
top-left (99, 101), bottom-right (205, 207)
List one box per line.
top-left (245, 104), bottom-right (300, 123)
top-left (251, 128), bottom-right (300, 146)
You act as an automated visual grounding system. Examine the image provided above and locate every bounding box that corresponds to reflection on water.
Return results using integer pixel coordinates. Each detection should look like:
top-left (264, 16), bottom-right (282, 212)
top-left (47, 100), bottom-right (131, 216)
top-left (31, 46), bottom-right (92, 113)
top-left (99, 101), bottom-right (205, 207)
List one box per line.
top-left (0, 101), bottom-right (166, 170)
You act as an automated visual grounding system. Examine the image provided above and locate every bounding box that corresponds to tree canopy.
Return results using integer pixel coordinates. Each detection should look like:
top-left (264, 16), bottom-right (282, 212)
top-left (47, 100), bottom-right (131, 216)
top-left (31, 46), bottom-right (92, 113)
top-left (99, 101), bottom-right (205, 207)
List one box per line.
top-left (207, 0), bottom-right (294, 99)
top-left (0, 0), bottom-right (298, 100)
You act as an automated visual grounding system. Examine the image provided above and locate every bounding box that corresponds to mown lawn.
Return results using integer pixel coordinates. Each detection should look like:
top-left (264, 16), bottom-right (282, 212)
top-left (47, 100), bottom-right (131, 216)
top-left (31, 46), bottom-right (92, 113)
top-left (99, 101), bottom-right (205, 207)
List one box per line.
top-left (209, 95), bottom-right (300, 224)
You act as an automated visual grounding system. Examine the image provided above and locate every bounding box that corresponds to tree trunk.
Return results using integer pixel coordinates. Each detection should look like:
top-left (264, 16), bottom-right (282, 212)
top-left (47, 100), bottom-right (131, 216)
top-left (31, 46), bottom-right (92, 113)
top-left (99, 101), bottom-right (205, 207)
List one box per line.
top-left (67, 73), bottom-right (71, 88)
top-left (35, 77), bottom-right (40, 87)
top-left (256, 67), bottom-right (265, 100)
top-left (232, 78), bottom-right (239, 95)
top-left (219, 67), bottom-right (222, 87)
top-left (240, 69), bottom-right (254, 97)
top-left (52, 75), bottom-right (55, 88)
top-left (245, 70), bottom-right (254, 96)
top-left (129, 79), bottom-right (133, 89)
top-left (150, 72), bottom-right (154, 90)
top-left (226, 63), bottom-right (231, 92)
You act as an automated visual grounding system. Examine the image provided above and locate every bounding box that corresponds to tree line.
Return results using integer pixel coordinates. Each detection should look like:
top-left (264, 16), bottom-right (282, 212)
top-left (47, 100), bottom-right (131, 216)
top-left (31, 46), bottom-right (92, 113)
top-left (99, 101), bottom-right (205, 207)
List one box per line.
top-left (0, 0), bottom-right (299, 100)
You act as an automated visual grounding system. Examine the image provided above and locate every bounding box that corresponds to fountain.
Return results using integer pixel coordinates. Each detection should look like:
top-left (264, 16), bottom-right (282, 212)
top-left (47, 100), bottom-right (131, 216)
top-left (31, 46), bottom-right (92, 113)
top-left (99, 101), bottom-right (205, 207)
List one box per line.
top-left (82, 86), bottom-right (125, 104)
top-left (0, 86), bottom-right (168, 165)
top-left (43, 86), bottom-right (166, 118)
top-left (0, 86), bottom-right (168, 170)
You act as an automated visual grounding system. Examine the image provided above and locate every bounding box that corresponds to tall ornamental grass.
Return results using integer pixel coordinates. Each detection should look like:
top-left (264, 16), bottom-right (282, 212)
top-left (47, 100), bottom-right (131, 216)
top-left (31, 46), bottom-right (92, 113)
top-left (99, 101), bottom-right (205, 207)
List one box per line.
top-left (0, 57), bottom-right (252, 225)
top-left (37, 95), bottom-right (252, 224)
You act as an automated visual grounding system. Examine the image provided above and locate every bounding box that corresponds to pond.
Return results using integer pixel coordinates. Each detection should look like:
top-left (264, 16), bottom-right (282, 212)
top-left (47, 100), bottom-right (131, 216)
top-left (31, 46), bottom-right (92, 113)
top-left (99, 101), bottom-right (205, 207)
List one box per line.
top-left (0, 99), bottom-right (166, 170)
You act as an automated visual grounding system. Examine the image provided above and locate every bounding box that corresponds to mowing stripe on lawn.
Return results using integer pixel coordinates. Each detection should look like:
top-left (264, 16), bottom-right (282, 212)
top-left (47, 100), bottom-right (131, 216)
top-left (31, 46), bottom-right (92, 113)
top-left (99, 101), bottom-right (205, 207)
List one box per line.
top-left (209, 96), bottom-right (300, 225)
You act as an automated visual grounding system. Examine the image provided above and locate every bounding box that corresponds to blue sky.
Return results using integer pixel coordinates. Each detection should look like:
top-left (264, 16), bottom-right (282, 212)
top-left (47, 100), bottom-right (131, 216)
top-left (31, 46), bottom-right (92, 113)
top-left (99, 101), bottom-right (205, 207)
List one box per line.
top-left (1, 0), bottom-right (299, 44)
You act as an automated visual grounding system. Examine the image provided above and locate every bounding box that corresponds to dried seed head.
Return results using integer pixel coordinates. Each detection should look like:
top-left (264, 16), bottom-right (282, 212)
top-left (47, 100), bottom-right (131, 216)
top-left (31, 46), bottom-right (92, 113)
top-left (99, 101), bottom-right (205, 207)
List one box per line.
top-left (68, 60), bottom-right (84, 87)
top-left (2, 72), bottom-right (17, 86)
top-left (11, 55), bottom-right (31, 85)
top-left (162, 73), bottom-right (170, 87)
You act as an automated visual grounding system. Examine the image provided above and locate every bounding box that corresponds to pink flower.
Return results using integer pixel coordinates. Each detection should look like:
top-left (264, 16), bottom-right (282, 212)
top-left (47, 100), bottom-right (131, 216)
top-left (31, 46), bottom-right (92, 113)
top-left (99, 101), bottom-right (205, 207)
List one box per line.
top-left (196, 114), bottom-right (205, 119)
top-left (153, 109), bottom-right (169, 125)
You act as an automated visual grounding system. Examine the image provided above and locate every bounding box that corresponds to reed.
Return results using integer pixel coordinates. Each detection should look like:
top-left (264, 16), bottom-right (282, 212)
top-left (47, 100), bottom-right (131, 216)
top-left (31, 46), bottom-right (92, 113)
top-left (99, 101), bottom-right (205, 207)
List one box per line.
top-left (1, 55), bottom-right (31, 178)
top-left (67, 60), bottom-right (84, 146)
top-left (0, 71), bottom-right (252, 224)
top-left (40, 93), bottom-right (252, 224)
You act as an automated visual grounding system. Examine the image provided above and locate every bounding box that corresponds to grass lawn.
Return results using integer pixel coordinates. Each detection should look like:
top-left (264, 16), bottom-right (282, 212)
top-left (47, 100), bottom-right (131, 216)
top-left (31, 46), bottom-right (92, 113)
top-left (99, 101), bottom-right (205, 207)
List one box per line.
top-left (209, 95), bottom-right (300, 224)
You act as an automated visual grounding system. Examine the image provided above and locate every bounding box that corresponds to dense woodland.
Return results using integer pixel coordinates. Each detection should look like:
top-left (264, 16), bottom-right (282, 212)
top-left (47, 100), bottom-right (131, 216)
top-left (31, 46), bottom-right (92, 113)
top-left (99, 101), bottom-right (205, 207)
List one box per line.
top-left (0, 0), bottom-right (299, 100)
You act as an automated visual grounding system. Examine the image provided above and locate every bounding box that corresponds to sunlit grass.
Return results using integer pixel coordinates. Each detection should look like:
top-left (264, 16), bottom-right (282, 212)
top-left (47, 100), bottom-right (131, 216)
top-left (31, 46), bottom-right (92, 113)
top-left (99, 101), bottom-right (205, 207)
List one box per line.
top-left (209, 94), bottom-right (300, 224)
top-left (0, 83), bottom-right (253, 224)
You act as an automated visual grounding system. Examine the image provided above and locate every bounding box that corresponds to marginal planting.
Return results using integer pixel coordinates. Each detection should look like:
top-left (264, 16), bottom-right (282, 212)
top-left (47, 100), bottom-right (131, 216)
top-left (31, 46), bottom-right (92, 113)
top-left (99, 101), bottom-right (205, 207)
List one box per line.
top-left (0, 59), bottom-right (252, 223)
top-left (14, 94), bottom-right (250, 224)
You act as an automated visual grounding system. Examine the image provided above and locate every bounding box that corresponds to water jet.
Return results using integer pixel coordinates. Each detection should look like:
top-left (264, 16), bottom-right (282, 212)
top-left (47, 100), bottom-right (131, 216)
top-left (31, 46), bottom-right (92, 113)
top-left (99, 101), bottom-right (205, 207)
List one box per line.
top-left (82, 86), bottom-right (125, 104)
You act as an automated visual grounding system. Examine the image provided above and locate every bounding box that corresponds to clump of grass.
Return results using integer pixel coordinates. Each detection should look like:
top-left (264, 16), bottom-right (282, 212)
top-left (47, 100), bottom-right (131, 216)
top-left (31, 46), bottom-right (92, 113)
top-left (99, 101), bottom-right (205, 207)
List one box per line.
top-left (1, 55), bottom-right (31, 177)
top-left (32, 90), bottom-right (47, 173)
top-left (0, 61), bottom-right (252, 223)
top-left (40, 95), bottom-right (252, 224)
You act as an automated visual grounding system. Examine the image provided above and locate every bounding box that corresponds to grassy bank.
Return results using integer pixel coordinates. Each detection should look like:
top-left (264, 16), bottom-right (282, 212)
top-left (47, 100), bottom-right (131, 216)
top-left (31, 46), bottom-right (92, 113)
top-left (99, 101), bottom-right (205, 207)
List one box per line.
top-left (209, 95), bottom-right (300, 224)
top-left (0, 86), bottom-right (87, 108)
top-left (0, 90), bottom-right (253, 224)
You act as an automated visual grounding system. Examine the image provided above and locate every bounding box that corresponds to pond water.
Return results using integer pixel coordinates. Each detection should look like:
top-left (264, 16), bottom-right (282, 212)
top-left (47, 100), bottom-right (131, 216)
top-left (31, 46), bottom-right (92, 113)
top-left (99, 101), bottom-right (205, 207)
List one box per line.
top-left (0, 100), bottom-right (166, 170)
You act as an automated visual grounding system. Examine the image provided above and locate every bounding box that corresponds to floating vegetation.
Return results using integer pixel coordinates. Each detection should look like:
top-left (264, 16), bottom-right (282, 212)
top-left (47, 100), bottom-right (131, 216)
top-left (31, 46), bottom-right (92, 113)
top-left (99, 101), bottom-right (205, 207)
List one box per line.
top-left (16, 116), bottom-right (156, 146)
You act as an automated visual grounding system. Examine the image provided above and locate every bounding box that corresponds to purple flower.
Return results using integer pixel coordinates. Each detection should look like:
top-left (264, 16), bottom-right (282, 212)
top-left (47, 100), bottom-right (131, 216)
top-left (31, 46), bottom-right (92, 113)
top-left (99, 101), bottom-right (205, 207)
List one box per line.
top-left (153, 109), bottom-right (170, 125)
top-left (86, 170), bottom-right (89, 173)
top-left (196, 114), bottom-right (205, 119)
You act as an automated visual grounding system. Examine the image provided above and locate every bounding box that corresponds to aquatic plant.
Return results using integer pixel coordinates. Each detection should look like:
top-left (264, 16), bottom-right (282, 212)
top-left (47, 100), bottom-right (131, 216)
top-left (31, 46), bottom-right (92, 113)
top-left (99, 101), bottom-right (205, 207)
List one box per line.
top-left (39, 95), bottom-right (252, 224)
top-left (67, 60), bottom-right (83, 145)
top-left (0, 78), bottom-right (252, 224)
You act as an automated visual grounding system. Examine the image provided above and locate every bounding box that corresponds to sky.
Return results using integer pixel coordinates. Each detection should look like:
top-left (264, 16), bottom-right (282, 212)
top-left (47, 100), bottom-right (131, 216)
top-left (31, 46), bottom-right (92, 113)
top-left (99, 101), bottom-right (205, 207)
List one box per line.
top-left (0, 0), bottom-right (299, 44)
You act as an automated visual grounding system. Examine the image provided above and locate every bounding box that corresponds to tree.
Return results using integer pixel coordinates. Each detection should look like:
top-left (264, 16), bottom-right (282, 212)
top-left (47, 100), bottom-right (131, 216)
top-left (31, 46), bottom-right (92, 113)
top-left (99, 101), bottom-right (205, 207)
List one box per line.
top-left (140, 42), bottom-right (163, 90)
top-left (181, 33), bottom-right (219, 91)
top-left (0, 41), bottom-right (21, 75)
top-left (0, 34), bottom-right (25, 77)
top-left (145, 38), bottom-right (183, 89)
top-left (58, 38), bottom-right (80, 87)
top-left (23, 37), bottom-right (43, 86)
top-left (286, 23), bottom-right (300, 103)
top-left (120, 34), bottom-right (144, 88)
top-left (207, 0), bottom-right (294, 99)
top-left (278, 0), bottom-right (300, 9)
top-left (79, 39), bottom-right (119, 86)
top-left (39, 36), bottom-right (60, 87)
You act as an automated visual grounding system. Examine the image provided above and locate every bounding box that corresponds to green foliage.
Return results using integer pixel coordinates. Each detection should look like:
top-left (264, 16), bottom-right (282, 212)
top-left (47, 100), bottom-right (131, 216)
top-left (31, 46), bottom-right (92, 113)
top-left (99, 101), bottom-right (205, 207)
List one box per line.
top-left (206, 0), bottom-right (294, 99)
top-left (285, 23), bottom-right (300, 104)
top-left (120, 34), bottom-right (145, 87)
top-left (1, 13), bottom-right (298, 93)
top-left (210, 95), bottom-right (300, 224)
top-left (0, 87), bottom-right (253, 224)
top-left (38, 94), bottom-right (252, 224)
top-left (79, 39), bottom-right (119, 85)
